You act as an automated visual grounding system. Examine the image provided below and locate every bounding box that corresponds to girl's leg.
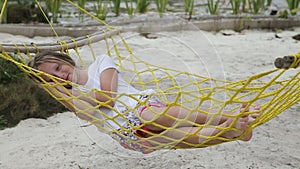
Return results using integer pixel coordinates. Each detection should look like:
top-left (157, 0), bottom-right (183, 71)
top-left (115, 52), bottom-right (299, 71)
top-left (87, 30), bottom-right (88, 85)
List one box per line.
top-left (147, 115), bottom-right (254, 148)
top-left (140, 106), bottom-right (235, 131)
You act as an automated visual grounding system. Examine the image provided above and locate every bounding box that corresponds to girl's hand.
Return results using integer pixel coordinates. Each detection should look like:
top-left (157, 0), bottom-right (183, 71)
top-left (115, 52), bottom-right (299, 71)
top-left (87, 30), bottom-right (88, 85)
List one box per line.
top-left (54, 84), bottom-right (72, 95)
top-left (42, 82), bottom-right (100, 120)
top-left (43, 82), bottom-right (71, 98)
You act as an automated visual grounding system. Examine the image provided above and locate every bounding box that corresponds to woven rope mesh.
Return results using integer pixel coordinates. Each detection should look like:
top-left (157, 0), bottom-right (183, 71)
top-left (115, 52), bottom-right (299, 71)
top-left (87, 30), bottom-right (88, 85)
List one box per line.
top-left (1, 0), bottom-right (300, 153)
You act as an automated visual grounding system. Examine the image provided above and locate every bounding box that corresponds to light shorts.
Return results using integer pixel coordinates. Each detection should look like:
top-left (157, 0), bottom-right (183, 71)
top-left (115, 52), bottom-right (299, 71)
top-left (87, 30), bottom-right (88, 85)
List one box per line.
top-left (112, 95), bottom-right (166, 154)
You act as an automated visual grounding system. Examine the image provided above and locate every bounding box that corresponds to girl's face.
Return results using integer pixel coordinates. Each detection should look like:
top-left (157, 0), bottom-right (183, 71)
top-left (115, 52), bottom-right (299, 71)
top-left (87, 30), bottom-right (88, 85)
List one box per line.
top-left (38, 61), bottom-right (76, 83)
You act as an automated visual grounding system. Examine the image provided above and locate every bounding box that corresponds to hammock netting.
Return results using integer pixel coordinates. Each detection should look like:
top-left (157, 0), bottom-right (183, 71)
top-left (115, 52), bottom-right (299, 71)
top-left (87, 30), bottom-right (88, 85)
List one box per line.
top-left (1, 0), bottom-right (300, 153)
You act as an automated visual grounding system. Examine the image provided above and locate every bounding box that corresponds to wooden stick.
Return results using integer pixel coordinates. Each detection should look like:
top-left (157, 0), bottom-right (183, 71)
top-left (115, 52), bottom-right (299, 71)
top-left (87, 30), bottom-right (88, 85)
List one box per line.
top-left (274, 56), bottom-right (294, 69)
top-left (0, 29), bottom-right (120, 53)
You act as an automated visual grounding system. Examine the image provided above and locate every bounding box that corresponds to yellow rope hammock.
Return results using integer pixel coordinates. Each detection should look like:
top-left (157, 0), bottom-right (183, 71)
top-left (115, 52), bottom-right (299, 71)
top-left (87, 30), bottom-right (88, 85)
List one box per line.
top-left (1, 0), bottom-right (300, 153)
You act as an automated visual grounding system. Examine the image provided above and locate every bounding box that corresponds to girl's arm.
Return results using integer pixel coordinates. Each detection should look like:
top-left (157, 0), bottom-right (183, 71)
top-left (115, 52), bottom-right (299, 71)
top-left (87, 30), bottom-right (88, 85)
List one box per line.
top-left (52, 68), bottom-right (118, 107)
top-left (44, 66), bottom-right (118, 115)
top-left (44, 85), bottom-right (98, 121)
top-left (98, 68), bottom-right (118, 106)
top-left (71, 68), bottom-right (118, 107)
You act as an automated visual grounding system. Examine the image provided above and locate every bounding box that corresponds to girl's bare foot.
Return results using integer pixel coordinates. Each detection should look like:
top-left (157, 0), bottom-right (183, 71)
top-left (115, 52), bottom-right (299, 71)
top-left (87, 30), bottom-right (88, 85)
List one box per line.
top-left (240, 131), bottom-right (253, 141)
top-left (240, 104), bottom-right (261, 118)
top-left (222, 116), bottom-right (249, 139)
top-left (237, 104), bottom-right (261, 141)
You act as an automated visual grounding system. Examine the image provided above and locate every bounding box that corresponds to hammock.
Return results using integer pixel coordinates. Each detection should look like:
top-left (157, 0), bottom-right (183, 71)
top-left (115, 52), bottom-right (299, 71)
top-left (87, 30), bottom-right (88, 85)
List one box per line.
top-left (1, 0), bottom-right (300, 154)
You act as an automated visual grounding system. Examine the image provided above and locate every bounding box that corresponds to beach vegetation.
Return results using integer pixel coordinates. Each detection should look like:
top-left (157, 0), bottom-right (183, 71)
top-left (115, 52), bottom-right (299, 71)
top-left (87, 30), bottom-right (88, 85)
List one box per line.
top-left (3, 0), bottom-right (47, 23)
top-left (286, 0), bottom-right (300, 15)
top-left (184, 0), bottom-right (194, 20)
top-left (125, 0), bottom-right (135, 17)
top-left (0, 57), bottom-right (25, 84)
top-left (0, 0), bottom-right (299, 24)
top-left (93, 0), bottom-right (110, 20)
top-left (0, 0), bottom-right (7, 23)
top-left (78, 0), bottom-right (87, 22)
top-left (279, 9), bottom-right (289, 18)
top-left (111, 0), bottom-right (121, 16)
top-left (136, 0), bottom-right (151, 13)
top-left (267, 0), bottom-right (272, 6)
top-left (207, 0), bottom-right (219, 15)
top-left (230, 0), bottom-right (242, 15)
top-left (251, 0), bottom-right (266, 14)
top-left (154, 0), bottom-right (169, 17)
top-left (0, 115), bottom-right (7, 130)
top-left (0, 57), bottom-right (66, 129)
top-left (291, 7), bottom-right (300, 14)
top-left (44, 0), bottom-right (62, 23)
top-left (241, 0), bottom-right (249, 12)
top-left (6, 4), bottom-right (32, 23)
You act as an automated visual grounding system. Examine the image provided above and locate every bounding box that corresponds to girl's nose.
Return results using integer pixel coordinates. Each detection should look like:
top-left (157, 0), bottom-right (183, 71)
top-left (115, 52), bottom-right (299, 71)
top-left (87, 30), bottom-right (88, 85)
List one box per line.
top-left (53, 71), bottom-right (64, 79)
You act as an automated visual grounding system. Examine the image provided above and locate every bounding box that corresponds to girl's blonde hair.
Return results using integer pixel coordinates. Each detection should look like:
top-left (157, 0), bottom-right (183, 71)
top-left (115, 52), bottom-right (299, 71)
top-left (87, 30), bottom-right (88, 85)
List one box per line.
top-left (28, 51), bottom-right (76, 69)
top-left (28, 51), bottom-right (76, 83)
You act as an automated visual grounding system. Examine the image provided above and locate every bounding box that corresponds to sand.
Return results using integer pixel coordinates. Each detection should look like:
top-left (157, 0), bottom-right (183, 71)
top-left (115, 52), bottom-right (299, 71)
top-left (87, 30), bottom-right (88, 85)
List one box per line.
top-left (0, 27), bottom-right (300, 169)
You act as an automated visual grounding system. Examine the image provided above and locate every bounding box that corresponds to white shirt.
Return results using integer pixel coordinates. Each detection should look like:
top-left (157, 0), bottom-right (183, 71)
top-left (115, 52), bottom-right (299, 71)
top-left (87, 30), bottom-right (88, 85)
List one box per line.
top-left (83, 55), bottom-right (154, 129)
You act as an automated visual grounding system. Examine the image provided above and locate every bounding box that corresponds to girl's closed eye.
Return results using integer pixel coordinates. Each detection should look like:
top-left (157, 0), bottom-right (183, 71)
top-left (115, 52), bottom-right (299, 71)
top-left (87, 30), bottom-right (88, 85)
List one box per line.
top-left (55, 63), bottom-right (61, 71)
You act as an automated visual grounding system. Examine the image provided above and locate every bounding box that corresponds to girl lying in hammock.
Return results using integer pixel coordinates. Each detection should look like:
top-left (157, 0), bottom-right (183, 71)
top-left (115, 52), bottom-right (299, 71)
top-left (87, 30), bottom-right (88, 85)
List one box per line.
top-left (28, 51), bottom-right (260, 154)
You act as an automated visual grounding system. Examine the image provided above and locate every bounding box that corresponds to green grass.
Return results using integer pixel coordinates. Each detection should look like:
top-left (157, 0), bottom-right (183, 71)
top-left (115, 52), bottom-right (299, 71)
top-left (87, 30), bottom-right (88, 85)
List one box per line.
top-left (125, 0), bottom-right (135, 17)
top-left (78, 0), bottom-right (87, 22)
top-left (251, 0), bottom-right (266, 14)
top-left (286, 0), bottom-right (300, 15)
top-left (207, 0), bottom-right (219, 15)
top-left (93, 0), bottom-right (109, 20)
top-left (111, 0), bottom-right (121, 16)
top-left (155, 0), bottom-right (169, 17)
top-left (44, 0), bottom-right (62, 23)
top-left (136, 0), bottom-right (151, 13)
top-left (185, 0), bottom-right (194, 19)
top-left (230, 0), bottom-right (242, 15)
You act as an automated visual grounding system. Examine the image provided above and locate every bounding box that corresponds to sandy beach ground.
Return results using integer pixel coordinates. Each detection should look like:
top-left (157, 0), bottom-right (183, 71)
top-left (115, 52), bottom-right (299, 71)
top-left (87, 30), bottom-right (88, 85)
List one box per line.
top-left (0, 26), bottom-right (300, 169)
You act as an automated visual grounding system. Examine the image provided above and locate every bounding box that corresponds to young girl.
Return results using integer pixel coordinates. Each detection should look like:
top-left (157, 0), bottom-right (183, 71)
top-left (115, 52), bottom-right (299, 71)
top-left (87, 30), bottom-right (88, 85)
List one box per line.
top-left (29, 51), bottom-right (259, 154)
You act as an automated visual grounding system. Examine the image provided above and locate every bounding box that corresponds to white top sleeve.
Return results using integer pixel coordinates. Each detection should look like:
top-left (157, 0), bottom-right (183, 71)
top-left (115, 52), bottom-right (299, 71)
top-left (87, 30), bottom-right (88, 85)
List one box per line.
top-left (97, 55), bottom-right (119, 75)
top-left (84, 55), bottom-right (118, 91)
